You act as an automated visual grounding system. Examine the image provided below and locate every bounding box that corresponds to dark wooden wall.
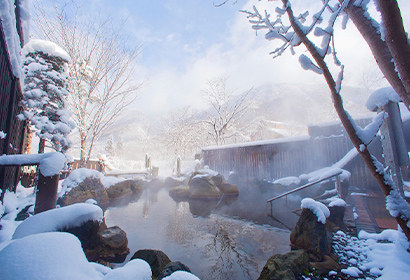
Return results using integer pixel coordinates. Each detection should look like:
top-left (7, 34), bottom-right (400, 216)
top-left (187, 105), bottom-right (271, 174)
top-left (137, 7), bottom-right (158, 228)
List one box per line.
top-left (203, 118), bottom-right (383, 190)
top-left (0, 18), bottom-right (27, 195)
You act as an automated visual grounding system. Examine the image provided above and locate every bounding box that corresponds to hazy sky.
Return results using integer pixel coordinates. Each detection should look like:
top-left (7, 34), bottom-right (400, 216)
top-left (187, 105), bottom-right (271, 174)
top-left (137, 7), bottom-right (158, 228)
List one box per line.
top-left (31, 0), bottom-right (410, 115)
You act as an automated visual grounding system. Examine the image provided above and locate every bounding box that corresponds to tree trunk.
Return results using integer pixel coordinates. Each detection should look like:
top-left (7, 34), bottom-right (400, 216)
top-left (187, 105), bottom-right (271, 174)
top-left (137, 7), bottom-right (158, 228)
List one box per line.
top-left (284, 0), bottom-right (410, 242)
top-left (376, 0), bottom-right (410, 102)
top-left (80, 133), bottom-right (87, 167)
top-left (343, 1), bottom-right (410, 110)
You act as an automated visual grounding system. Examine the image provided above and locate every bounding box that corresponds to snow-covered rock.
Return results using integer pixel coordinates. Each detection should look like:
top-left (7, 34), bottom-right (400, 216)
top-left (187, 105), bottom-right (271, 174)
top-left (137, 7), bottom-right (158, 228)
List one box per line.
top-left (301, 198), bottom-right (330, 224)
top-left (0, 232), bottom-right (102, 280)
top-left (102, 259), bottom-right (151, 280)
top-left (12, 203), bottom-right (103, 240)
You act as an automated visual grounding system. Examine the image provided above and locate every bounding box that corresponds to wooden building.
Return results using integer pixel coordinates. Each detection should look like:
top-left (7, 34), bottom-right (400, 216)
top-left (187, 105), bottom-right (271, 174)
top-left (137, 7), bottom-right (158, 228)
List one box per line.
top-left (203, 117), bottom-right (383, 190)
top-left (0, 2), bottom-right (29, 197)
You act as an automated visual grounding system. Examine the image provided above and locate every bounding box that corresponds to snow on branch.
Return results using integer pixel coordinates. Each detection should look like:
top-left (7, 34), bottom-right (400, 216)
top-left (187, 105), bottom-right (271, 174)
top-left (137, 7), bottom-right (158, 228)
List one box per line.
top-left (19, 39), bottom-right (75, 153)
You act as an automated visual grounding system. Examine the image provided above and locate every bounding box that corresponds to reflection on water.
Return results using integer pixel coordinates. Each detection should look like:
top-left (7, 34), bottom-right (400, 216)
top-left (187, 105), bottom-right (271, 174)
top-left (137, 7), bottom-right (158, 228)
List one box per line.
top-left (104, 185), bottom-right (297, 280)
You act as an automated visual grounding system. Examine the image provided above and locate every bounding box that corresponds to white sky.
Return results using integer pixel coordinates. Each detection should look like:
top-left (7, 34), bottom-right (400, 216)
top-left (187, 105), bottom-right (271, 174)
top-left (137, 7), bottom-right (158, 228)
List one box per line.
top-left (31, 0), bottom-right (410, 115)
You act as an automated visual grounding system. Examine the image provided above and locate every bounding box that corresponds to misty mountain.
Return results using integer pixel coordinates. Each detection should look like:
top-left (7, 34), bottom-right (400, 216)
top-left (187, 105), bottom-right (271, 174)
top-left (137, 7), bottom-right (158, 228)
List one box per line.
top-left (90, 83), bottom-right (375, 159)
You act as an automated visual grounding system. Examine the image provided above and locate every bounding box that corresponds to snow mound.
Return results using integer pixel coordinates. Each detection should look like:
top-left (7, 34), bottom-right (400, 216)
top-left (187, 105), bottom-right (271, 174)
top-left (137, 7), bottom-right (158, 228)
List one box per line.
top-left (0, 232), bottom-right (101, 280)
top-left (162, 271), bottom-right (201, 280)
top-left (301, 198), bottom-right (330, 224)
top-left (328, 197), bottom-right (346, 207)
top-left (102, 259), bottom-right (152, 280)
top-left (101, 176), bottom-right (125, 189)
top-left (59, 168), bottom-right (104, 196)
top-left (12, 203), bottom-right (103, 239)
top-left (274, 176), bottom-right (300, 186)
top-left (366, 87), bottom-right (401, 111)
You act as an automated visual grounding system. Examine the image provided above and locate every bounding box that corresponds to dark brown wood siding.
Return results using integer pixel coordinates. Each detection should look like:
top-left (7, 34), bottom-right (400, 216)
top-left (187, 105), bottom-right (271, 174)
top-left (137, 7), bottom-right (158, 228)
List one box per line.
top-left (203, 119), bottom-right (382, 190)
top-left (0, 18), bottom-right (27, 195)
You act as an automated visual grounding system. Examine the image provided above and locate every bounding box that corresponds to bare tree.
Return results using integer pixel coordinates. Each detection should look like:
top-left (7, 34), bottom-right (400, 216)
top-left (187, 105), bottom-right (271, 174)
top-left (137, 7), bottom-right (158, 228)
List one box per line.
top-left (159, 106), bottom-right (206, 160)
top-left (240, 0), bottom-right (410, 241)
top-left (202, 77), bottom-right (252, 145)
top-left (32, 1), bottom-right (143, 165)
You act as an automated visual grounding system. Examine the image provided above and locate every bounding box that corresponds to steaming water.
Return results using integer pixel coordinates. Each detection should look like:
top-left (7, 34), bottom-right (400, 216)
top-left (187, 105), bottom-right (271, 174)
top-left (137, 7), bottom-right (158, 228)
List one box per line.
top-left (104, 183), bottom-right (301, 280)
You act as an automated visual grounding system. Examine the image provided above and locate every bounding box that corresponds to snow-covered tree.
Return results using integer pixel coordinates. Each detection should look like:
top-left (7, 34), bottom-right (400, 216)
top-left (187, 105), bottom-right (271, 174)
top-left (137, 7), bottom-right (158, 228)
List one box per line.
top-left (19, 39), bottom-right (74, 153)
top-left (104, 135), bottom-right (115, 156)
top-left (238, 0), bottom-right (410, 241)
top-left (202, 77), bottom-right (252, 145)
top-left (116, 136), bottom-right (123, 156)
top-left (33, 1), bottom-right (144, 166)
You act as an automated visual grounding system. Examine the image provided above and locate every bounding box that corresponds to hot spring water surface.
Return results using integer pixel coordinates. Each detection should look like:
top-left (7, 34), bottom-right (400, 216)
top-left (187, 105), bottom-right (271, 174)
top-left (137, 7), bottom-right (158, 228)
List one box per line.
top-left (104, 183), bottom-right (301, 280)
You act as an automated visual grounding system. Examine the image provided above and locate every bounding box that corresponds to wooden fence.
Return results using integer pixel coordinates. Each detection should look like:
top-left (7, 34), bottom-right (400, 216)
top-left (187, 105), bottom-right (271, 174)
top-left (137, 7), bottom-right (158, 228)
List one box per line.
top-left (202, 118), bottom-right (383, 190)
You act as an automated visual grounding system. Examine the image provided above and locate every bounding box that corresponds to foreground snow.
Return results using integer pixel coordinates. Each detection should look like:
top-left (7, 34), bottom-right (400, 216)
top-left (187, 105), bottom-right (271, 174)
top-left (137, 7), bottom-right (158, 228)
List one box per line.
top-left (0, 184), bottom-right (201, 280)
top-left (333, 229), bottom-right (410, 279)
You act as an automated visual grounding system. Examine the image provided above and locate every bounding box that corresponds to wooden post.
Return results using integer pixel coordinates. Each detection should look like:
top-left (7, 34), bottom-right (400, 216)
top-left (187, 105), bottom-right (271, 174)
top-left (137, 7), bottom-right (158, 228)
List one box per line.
top-left (34, 173), bottom-right (59, 214)
top-left (176, 156), bottom-right (181, 177)
top-left (336, 175), bottom-right (341, 198)
top-left (378, 102), bottom-right (409, 196)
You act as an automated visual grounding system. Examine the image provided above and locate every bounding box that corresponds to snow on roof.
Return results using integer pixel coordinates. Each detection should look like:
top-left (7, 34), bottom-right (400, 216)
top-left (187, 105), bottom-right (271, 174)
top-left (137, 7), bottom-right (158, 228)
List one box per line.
top-left (0, 152), bottom-right (66, 177)
top-left (301, 198), bottom-right (330, 224)
top-left (0, 0), bottom-right (22, 78)
top-left (0, 232), bottom-right (102, 280)
top-left (12, 203), bottom-right (103, 240)
top-left (22, 39), bottom-right (72, 63)
top-left (202, 135), bottom-right (310, 151)
top-left (366, 87), bottom-right (401, 112)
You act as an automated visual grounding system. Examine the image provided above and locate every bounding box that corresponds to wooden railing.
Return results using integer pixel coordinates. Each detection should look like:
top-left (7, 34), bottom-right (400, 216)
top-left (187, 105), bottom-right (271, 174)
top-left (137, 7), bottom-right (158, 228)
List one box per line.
top-left (267, 171), bottom-right (342, 216)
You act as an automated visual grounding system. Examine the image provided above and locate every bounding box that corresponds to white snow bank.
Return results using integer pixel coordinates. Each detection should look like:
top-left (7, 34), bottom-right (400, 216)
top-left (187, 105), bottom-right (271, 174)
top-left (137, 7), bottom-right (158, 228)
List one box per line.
top-left (358, 229), bottom-right (410, 279)
top-left (59, 168), bottom-right (104, 197)
top-left (301, 198), bottom-right (330, 224)
top-left (102, 259), bottom-right (151, 280)
top-left (0, 185), bottom-right (35, 243)
top-left (22, 39), bottom-right (72, 62)
top-left (101, 176), bottom-right (125, 189)
top-left (0, 131), bottom-right (6, 139)
top-left (162, 271), bottom-right (201, 280)
top-left (0, 232), bottom-right (101, 280)
top-left (12, 203), bottom-right (103, 239)
top-left (0, 152), bottom-right (66, 177)
top-left (327, 197), bottom-right (346, 207)
top-left (273, 176), bottom-right (300, 186)
top-left (366, 87), bottom-right (401, 111)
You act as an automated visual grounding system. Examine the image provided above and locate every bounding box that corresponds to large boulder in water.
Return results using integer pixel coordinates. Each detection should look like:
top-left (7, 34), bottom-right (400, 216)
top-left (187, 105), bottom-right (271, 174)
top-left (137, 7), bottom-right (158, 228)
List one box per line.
top-left (157, 261), bottom-right (192, 280)
top-left (290, 208), bottom-right (331, 262)
top-left (131, 249), bottom-right (171, 278)
top-left (106, 179), bottom-right (142, 200)
top-left (258, 250), bottom-right (309, 280)
top-left (86, 226), bottom-right (130, 263)
top-left (58, 177), bottom-right (109, 207)
top-left (188, 174), bottom-right (222, 199)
